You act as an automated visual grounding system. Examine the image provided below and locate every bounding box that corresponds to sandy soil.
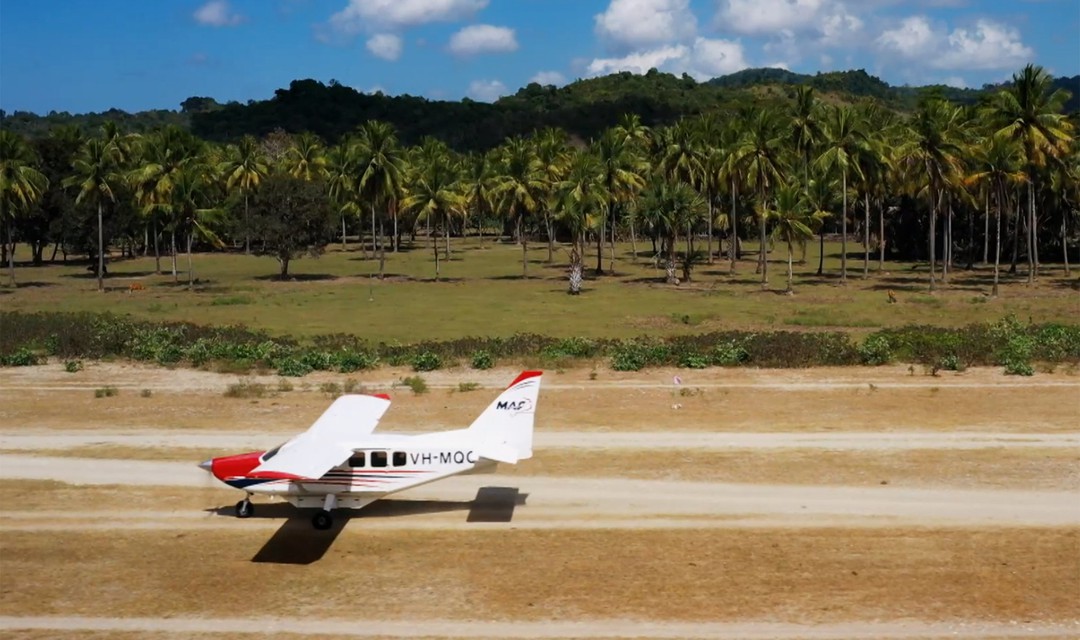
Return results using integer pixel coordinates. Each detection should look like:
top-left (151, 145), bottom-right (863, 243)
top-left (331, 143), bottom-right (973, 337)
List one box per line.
top-left (0, 362), bottom-right (1077, 639)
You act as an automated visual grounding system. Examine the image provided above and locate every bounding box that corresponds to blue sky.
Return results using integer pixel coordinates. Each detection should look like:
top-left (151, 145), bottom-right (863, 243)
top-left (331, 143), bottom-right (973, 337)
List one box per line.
top-left (1, 0), bottom-right (1077, 115)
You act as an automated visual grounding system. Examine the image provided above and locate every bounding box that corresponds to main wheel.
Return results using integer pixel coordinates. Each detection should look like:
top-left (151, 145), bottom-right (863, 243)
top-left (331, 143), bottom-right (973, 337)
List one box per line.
top-left (235, 499), bottom-right (254, 518)
top-left (312, 510), bottom-right (333, 530)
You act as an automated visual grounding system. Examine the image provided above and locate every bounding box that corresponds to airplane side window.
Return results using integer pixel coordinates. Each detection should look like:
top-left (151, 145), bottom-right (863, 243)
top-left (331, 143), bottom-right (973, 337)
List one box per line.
top-left (261, 445), bottom-right (282, 462)
top-left (348, 454), bottom-right (365, 468)
top-left (370, 451), bottom-right (387, 467)
top-left (392, 451), bottom-right (406, 466)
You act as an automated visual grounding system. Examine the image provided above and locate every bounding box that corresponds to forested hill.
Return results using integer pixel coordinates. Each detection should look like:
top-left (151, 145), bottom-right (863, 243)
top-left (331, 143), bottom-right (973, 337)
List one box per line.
top-left (2, 68), bottom-right (1077, 151)
top-left (707, 68), bottom-right (1080, 112)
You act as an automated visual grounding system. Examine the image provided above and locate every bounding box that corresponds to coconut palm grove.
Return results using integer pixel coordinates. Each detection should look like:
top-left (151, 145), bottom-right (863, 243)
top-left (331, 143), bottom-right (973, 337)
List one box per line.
top-left (0, 64), bottom-right (1077, 299)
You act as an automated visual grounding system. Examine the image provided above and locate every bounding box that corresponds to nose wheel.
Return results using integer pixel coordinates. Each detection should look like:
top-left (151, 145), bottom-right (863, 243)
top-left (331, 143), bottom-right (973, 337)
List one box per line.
top-left (235, 497), bottom-right (254, 518)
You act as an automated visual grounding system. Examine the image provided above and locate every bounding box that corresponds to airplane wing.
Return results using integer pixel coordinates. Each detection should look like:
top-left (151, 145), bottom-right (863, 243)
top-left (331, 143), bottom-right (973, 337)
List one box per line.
top-left (248, 394), bottom-right (391, 480)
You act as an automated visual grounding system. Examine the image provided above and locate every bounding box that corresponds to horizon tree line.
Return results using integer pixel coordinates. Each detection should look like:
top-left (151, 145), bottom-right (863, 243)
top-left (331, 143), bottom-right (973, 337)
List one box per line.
top-left (1, 64), bottom-right (1076, 296)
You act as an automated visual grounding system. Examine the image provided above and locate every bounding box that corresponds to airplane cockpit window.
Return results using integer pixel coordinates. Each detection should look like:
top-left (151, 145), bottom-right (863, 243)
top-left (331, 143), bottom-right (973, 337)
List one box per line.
top-left (348, 453), bottom-right (366, 468)
top-left (370, 451), bottom-right (388, 467)
top-left (392, 451), bottom-right (406, 466)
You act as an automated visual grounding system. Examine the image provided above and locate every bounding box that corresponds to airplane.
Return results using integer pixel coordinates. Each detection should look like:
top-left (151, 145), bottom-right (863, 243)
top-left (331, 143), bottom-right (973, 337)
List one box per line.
top-left (198, 370), bottom-right (541, 530)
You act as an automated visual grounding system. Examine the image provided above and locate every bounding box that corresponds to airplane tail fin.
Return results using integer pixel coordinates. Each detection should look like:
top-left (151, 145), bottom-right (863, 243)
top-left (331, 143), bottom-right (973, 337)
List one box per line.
top-left (469, 370), bottom-right (541, 463)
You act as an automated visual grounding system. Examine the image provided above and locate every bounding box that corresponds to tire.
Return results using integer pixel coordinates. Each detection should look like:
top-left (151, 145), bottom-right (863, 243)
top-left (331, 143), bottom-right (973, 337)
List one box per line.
top-left (235, 500), bottom-right (253, 518)
top-left (312, 510), bottom-right (333, 530)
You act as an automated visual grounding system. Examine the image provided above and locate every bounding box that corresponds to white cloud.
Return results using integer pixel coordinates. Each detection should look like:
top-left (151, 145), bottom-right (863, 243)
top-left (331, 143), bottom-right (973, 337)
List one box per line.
top-left (586, 37), bottom-right (748, 80)
top-left (194, 0), bottom-right (244, 27)
top-left (366, 33), bottom-right (403, 60)
top-left (448, 24), bottom-right (518, 56)
top-left (594, 0), bottom-right (697, 50)
top-left (327, 0), bottom-right (487, 35)
top-left (877, 16), bottom-right (1033, 71)
top-left (716, 0), bottom-right (856, 36)
top-left (530, 70), bottom-right (567, 86)
top-left (467, 79), bottom-right (508, 102)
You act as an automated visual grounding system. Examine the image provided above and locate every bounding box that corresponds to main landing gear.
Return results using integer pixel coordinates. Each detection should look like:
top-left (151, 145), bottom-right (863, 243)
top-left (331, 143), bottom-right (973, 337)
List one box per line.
top-left (235, 496), bottom-right (254, 518)
top-left (313, 494), bottom-right (337, 530)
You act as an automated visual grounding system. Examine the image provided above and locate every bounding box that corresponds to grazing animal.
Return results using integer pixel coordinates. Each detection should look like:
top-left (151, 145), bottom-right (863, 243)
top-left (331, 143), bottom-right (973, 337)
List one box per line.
top-left (128, 282), bottom-right (145, 293)
top-left (887, 290), bottom-right (897, 304)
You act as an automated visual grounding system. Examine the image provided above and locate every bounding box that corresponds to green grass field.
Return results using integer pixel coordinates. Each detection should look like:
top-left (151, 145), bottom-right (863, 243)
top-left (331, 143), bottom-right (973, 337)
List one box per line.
top-left (2, 237), bottom-right (1076, 342)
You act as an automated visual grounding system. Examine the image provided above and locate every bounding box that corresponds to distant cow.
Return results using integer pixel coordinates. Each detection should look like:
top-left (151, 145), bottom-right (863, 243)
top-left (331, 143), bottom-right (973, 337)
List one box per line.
top-left (128, 282), bottom-right (145, 293)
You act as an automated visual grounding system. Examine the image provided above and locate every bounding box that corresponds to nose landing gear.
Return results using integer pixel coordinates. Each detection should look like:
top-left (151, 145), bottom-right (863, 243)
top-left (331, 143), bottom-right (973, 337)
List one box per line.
top-left (235, 495), bottom-right (254, 518)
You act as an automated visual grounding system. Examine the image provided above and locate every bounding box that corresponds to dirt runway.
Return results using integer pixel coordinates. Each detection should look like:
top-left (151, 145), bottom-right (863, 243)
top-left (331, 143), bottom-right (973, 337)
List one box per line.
top-left (1, 363), bottom-right (1077, 638)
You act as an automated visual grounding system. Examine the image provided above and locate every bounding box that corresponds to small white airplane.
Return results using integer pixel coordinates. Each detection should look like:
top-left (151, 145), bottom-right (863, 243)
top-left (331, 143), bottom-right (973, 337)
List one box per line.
top-left (198, 370), bottom-right (541, 530)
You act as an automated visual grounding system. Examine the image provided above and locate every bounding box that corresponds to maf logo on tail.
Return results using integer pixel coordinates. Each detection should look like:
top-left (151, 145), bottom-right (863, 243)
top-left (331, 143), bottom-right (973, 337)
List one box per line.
top-left (497, 398), bottom-right (534, 414)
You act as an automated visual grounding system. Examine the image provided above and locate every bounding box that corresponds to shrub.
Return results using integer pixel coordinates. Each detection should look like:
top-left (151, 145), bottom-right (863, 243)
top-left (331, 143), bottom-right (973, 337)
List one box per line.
top-left (342, 378), bottom-right (361, 393)
top-left (140, 389), bottom-right (153, 398)
top-left (64, 360), bottom-right (84, 373)
top-left (678, 353), bottom-right (710, 369)
top-left (937, 354), bottom-right (967, 372)
top-left (224, 380), bottom-right (266, 398)
top-left (457, 382), bottom-right (482, 392)
top-left (712, 340), bottom-right (751, 366)
top-left (277, 378), bottom-right (294, 393)
top-left (276, 357), bottom-right (313, 377)
top-left (336, 350), bottom-right (379, 373)
top-left (94, 386), bottom-right (119, 398)
top-left (858, 334), bottom-right (893, 366)
top-left (319, 382), bottom-right (342, 398)
top-left (3, 347), bottom-right (40, 367)
top-left (399, 375), bottom-right (428, 394)
top-left (471, 350), bottom-right (495, 370)
top-left (411, 351), bottom-right (442, 372)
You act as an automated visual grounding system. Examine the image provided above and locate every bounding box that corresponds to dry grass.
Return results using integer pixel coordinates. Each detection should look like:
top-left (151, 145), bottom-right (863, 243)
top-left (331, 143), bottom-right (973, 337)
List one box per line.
top-left (2, 364), bottom-right (1077, 433)
top-left (0, 527), bottom-right (1076, 622)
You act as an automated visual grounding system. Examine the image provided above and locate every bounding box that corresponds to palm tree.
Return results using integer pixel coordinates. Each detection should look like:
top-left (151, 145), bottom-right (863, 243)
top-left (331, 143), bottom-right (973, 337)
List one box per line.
top-left (402, 151), bottom-right (464, 280)
top-left (815, 105), bottom-right (869, 284)
top-left (768, 182), bottom-right (820, 294)
top-left (904, 98), bottom-right (967, 292)
top-left (492, 137), bottom-right (544, 279)
top-left (460, 151), bottom-right (495, 245)
top-left (594, 128), bottom-right (648, 274)
top-left (991, 64), bottom-right (1075, 282)
top-left (355, 121), bottom-right (406, 268)
top-left (325, 140), bottom-right (360, 251)
top-left (287, 132), bottom-right (328, 182)
top-left (219, 135), bottom-right (267, 254)
top-left (171, 163), bottom-right (225, 289)
top-left (64, 137), bottom-right (121, 291)
top-left (641, 179), bottom-right (706, 284)
top-left (533, 128), bottom-right (571, 262)
top-left (789, 86), bottom-right (823, 190)
top-left (966, 134), bottom-right (1026, 297)
top-left (732, 108), bottom-right (786, 288)
top-left (557, 151), bottom-right (604, 293)
top-left (0, 131), bottom-right (48, 286)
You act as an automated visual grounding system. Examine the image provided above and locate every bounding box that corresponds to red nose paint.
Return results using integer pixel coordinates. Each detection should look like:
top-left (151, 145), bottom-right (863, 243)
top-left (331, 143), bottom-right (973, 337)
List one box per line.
top-left (210, 451), bottom-right (264, 480)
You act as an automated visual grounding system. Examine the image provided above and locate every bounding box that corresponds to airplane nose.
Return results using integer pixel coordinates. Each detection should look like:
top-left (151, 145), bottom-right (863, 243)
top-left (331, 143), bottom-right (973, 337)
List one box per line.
top-left (198, 459), bottom-right (213, 473)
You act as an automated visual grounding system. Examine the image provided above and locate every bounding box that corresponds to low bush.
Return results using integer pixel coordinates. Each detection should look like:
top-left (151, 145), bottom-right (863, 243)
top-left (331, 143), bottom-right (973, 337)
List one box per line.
top-left (471, 350), bottom-right (494, 370)
top-left (64, 359), bottom-right (84, 373)
top-left (399, 375), bottom-right (428, 394)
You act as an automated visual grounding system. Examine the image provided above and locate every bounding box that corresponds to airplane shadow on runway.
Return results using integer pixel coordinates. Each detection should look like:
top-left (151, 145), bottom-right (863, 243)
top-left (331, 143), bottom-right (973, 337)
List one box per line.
top-left (205, 486), bottom-right (527, 565)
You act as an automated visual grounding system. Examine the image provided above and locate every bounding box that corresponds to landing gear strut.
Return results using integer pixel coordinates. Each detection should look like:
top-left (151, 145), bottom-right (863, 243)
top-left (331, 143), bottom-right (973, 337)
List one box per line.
top-left (313, 493), bottom-right (337, 530)
top-left (235, 496), bottom-right (254, 518)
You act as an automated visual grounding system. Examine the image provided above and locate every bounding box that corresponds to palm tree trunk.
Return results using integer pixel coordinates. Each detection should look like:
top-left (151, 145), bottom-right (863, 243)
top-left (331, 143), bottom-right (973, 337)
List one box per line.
top-left (6, 218), bottom-right (14, 287)
top-left (863, 191), bottom-right (870, 279)
top-left (786, 241), bottom-right (794, 294)
top-left (1009, 192), bottom-right (1020, 274)
top-left (152, 218), bottom-right (161, 274)
top-left (982, 196), bottom-right (989, 266)
top-left (608, 205), bottom-right (616, 274)
top-left (878, 201), bottom-right (886, 272)
top-left (96, 201), bottom-right (105, 292)
top-left (630, 220), bottom-right (638, 264)
top-left (545, 211), bottom-right (553, 263)
top-left (1030, 182), bottom-right (1039, 281)
top-left (840, 169), bottom-right (847, 284)
top-left (393, 203), bottom-right (399, 253)
top-left (993, 182), bottom-right (1003, 297)
top-left (1026, 182), bottom-right (1034, 283)
top-left (928, 188), bottom-right (937, 293)
top-left (171, 231), bottom-right (178, 283)
top-left (730, 179), bottom-right (739, 273)
top-left (186, 231), bottom-right (194, 289)
top-left (433, 226), bottom-right (439, 281)
top-left (244, 193), bottom-right (250, 255)
top-left (371, 203), bottom-right (377, 263)
top-left (758, 188), bottom-right (768, 289)
top-left (1062, 210), bottom-right (1071, 277)
top-left (444, 220), bottom-right (451, 261)
top-left (943, 200), bottom-right (952, 284)
top-left (595, 213), bottom-right (603, 275)
top-left (519, 217), bottom-right (528, 279)
top-left (707, 198), bottom-right (714, 264)
top-left (378, 219), bottom-right (387, 279)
